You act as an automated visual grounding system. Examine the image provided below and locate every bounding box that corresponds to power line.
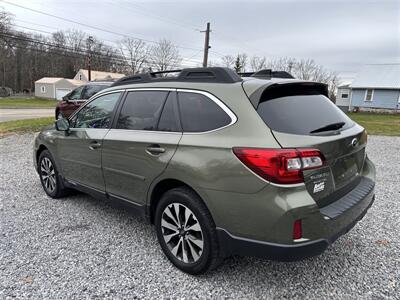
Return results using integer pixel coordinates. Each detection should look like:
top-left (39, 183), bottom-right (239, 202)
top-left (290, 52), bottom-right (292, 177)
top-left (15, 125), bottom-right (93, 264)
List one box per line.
top-left (1, 0), bottom-right (204, 53)
top-left (9, 23), bottom-right (202, 65)
top-left (0, 33), bottom-right (199, 69)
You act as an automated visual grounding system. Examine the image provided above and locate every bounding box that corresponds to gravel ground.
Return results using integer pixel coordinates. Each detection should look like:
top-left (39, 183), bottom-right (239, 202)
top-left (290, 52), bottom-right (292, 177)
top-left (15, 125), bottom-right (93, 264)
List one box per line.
top-left (0, 134), bottom-right (399, 299)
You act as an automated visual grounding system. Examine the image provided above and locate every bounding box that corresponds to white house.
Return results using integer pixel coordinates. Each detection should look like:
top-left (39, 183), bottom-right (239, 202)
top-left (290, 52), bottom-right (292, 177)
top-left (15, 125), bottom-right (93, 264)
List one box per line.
top-left (73, 69), bottom-right (125, 82)
top-left (35, 78), bottom-right (84, 100)
top-left (336, 83), bottom-right (352, 112)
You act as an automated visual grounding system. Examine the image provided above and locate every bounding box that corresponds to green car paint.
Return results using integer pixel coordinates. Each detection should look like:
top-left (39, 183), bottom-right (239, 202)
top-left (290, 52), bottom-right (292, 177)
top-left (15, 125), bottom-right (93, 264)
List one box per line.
top-left (33, 71), bottom-right (375, 263)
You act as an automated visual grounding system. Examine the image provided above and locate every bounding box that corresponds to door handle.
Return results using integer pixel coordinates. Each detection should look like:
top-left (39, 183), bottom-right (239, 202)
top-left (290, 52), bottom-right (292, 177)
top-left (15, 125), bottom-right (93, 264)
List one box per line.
top-left (89, 141), bottom-right (102, 150)
top-left (146, 144), bottom-right (165, 155)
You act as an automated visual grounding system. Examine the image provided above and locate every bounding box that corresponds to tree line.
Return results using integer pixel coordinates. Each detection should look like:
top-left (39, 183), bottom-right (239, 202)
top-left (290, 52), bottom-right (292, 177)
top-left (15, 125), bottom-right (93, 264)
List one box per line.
top-left (0, 8), bottom-right (337, 100)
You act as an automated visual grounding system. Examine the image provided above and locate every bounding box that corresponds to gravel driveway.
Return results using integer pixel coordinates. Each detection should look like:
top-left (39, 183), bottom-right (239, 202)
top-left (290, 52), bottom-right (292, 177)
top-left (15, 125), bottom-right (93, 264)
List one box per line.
top-left (0, 134), bottom-right (399, 299)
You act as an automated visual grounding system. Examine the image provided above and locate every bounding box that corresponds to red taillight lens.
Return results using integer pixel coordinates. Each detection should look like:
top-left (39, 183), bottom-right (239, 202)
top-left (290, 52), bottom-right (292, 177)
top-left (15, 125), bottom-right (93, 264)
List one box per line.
top-left (293, 219), bottom-right (302, 239)
top-left (232, 148), bottom-right (325, 184)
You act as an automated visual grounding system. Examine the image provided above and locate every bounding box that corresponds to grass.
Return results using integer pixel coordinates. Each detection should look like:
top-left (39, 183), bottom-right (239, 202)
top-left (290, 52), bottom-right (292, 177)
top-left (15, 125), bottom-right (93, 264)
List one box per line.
top-left (0, 117), bottom-right (54, 137)
top-left (347, 112), bottom-right (400, 136)
top-left (0, 97), bottom-right (58, 108)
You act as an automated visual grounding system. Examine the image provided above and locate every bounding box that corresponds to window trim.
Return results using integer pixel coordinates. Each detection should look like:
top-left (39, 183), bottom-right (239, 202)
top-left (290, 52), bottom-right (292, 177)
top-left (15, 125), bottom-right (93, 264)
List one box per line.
top-left (177, 89), bottom-right (237, 134)
top-left (364, 89), bottom-right (374, 102)
top-left (107, 88), bottom-right (237, 134)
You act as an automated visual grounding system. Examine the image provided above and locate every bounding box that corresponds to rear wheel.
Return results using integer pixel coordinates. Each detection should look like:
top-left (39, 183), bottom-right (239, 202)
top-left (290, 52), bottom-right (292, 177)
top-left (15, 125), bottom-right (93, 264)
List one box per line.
top-left (38, 150), bottom-right (68, 198)
top-left (155, 187), bottom-right (221, 274)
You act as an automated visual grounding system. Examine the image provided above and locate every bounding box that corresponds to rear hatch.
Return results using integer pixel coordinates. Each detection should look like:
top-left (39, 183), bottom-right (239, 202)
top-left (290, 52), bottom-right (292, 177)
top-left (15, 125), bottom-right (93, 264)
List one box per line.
top-left (253, 82), bottom-right (367, 207)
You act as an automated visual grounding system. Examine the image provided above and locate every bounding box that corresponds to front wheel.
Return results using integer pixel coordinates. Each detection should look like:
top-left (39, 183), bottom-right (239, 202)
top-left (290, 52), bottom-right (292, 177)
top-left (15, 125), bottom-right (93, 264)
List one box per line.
top-left (155, 187), bottom-right (221, 274)
top-left (38, 150), bottom-right (69, 198)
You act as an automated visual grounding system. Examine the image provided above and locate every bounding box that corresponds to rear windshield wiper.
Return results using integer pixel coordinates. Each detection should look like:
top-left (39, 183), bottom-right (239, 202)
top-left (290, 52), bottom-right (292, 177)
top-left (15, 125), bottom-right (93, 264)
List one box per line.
top-left (310, 122), bottom-right (345, 134)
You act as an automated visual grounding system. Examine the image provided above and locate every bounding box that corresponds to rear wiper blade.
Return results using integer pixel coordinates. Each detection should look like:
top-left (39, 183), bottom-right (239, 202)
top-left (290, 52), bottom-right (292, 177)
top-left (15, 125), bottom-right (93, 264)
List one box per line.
top-left (310, 122), bottom-right (345, 134)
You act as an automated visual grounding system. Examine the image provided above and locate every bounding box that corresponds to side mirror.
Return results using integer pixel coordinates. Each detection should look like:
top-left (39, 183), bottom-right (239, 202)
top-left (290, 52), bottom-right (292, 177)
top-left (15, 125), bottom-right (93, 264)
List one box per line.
top-left (55, 118), bottom-right (70, 131)
top-left (62, 95), bottom-right (70, 102)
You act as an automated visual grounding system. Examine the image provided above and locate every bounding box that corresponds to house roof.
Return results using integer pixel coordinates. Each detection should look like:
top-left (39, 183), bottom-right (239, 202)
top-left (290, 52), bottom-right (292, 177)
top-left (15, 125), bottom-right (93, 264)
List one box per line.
top-left (35, 77), bottom-right (64, 84)
top-left (77, 69), bottom-right (125, 80)
top-left (65, 79), bottom-right (85, 86)
top-left (350, 64), bottom-right (400, 89)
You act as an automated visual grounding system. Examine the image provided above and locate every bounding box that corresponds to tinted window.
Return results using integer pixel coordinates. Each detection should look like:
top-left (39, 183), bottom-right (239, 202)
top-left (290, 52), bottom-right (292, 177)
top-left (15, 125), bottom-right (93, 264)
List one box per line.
top-left (257, 94), bottom-right (354, 135)
top-left (73, 92), bottom-right (120, 129)
top-left (81, 85), bottom-right (107, 99)
top-left (178, 92), bottom-right (231, 132)
top-left (68, 86), bottom-right (84, 100)
top-left (157, 92), bottom-right (180, 132)
top-left (117, 91), bottom-right (168, 130)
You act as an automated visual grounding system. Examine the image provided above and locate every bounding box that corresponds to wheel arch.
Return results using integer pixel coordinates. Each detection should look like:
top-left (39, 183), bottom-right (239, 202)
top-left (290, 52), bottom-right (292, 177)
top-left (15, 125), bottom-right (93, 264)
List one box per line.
top-left (36, 144), bottom-right (49, 166)
top-left (148, 178), bottom-right (209, 224)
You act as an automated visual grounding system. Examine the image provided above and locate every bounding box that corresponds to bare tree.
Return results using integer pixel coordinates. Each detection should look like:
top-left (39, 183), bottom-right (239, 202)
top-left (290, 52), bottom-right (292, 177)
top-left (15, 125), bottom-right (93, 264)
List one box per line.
top-left (149, 39), bottom-right (181, 72)
top-left (249, 56), bottom-right (267, 71)
top-left (119, 38), bottom-right (149, 74)
top-left (221, 55), bottom-right (235, 68)
top-left (238, 53), bottom-right (248, 72)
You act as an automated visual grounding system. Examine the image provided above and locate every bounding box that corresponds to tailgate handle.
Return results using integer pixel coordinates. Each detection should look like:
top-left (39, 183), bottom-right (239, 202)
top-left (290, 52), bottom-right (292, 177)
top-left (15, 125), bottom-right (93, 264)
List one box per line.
top-left (146, 144), bottom-right (165, 155)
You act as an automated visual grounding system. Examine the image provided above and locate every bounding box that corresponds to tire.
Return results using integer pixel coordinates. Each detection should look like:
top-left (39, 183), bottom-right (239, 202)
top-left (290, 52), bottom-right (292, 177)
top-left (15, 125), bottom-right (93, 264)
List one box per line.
top-left (155, 187), bottom-right (221, 274)
top-left (38, 150), bottom-right (69, 198)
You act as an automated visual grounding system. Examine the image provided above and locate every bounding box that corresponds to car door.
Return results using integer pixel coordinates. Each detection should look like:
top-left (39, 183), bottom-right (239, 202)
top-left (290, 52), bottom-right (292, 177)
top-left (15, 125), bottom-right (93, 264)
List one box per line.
top-left (102, 89), bottom-right (182, 205)
top-left (57, 91), bottom-right (122, 191)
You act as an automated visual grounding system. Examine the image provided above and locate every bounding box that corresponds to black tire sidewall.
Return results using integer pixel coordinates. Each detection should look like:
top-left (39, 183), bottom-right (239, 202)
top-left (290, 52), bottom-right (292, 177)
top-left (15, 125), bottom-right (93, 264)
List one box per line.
top-left (155, 188), bottom-right (216, 275)
top-left (38, 150), bottom-right (63, 198)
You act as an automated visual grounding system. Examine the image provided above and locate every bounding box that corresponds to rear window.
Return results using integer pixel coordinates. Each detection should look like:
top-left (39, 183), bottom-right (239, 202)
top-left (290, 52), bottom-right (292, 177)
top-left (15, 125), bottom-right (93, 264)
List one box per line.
top-left (257, 94), bottom-right (354, 135)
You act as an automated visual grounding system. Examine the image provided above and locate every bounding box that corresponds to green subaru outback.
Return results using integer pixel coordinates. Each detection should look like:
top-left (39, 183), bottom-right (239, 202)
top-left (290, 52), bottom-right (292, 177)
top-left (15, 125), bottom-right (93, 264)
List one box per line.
top-left (33, 68), bottom-right (375, 274)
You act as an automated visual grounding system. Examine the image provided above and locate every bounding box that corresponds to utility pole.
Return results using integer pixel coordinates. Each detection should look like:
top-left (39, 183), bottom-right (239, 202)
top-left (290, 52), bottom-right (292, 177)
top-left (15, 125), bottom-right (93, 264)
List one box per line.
top-left (201, 22), bottom-right (211, 67)
top-left (87, 36), bottom-right (94, 81)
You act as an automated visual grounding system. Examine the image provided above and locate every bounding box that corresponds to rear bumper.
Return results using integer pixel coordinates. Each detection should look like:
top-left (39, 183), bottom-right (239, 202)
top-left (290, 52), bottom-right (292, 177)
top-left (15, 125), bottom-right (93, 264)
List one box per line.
top-left (217, 192), bottom-right (375, 261)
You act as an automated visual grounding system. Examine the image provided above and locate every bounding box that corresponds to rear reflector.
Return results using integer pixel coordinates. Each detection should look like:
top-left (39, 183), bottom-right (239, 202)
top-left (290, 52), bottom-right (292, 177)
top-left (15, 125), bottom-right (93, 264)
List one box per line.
top-left (293, 219), bottom-right (302, 239)
top-left (232, 148), bottom-right (325, 184)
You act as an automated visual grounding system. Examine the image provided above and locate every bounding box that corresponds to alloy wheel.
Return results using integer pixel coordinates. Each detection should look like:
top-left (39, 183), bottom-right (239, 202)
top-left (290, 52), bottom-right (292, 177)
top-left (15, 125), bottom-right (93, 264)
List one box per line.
top-left (40, 157), bottom-right (56, 193)
top-left (161, 203), bottom-right (204, 263)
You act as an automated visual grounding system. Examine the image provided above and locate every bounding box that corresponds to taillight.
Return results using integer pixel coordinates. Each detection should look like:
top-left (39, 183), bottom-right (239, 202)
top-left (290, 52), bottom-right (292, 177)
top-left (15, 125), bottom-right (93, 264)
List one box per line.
top-left (232, 148), bottom-right (325, 184)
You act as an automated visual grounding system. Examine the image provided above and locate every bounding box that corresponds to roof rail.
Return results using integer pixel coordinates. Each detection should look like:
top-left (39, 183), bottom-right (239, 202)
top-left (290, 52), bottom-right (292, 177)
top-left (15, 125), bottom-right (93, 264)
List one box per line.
top-left (238, 69), bottom-right (294, 79)
top-left (111, 67), bottom-right (242, 86)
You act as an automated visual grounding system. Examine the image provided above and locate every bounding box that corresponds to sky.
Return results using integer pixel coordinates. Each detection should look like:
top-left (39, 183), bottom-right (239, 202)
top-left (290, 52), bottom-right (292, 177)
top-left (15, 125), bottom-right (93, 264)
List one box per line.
top-left (2, 0), bottom-right (399, 82)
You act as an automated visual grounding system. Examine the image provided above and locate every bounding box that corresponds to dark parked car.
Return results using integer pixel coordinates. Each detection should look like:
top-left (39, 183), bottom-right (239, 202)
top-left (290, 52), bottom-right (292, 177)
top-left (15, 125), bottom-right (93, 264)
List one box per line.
top-left (55, 81), bottom-right (112, 119)
top-left (34, 68), bottom-right (375, 274)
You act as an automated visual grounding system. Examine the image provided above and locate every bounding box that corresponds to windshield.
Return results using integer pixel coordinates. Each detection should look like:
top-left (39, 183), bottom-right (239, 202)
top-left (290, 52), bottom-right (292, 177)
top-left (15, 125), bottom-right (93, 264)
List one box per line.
top-left (257, 94), bottom-right (354, 135)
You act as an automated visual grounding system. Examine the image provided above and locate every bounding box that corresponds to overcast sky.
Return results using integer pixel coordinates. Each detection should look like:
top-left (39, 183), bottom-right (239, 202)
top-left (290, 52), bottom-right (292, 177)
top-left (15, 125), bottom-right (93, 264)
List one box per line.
top-left (2, 0), bottom-right (400, 81)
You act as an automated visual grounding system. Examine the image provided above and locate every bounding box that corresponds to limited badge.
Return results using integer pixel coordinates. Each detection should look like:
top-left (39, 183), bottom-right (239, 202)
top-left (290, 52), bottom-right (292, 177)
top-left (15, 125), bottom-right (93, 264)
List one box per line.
top-left (313, 181), bottom-right (325, 193)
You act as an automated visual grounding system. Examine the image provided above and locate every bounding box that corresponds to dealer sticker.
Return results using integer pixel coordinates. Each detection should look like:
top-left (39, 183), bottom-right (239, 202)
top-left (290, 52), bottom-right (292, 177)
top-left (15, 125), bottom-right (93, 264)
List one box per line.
top-left (313, 181), bottom-right (325, 193)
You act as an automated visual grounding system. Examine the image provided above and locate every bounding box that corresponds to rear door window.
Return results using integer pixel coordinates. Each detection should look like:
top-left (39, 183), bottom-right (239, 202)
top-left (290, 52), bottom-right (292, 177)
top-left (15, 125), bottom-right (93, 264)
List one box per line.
top-left (178, 92), bottom-right (231, 132)
top-left (257, 94), bottom-right (354, 135)
top-left (116, 91), bottom-right (168, 131)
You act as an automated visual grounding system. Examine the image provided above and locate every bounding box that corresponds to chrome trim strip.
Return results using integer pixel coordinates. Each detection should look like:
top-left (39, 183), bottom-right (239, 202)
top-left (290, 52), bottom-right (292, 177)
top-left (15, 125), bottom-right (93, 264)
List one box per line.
top-left (106, 128), bottom-right (182, 135)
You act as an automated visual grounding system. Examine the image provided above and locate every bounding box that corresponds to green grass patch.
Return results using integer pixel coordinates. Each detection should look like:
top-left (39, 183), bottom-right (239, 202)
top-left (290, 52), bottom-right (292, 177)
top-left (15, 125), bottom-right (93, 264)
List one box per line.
top-left (347, 112), bottom-right (400, 136)
top-left (0, 97), bottom-right (58, 108)
top-left (0, 117), bottom-right (54, 136)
